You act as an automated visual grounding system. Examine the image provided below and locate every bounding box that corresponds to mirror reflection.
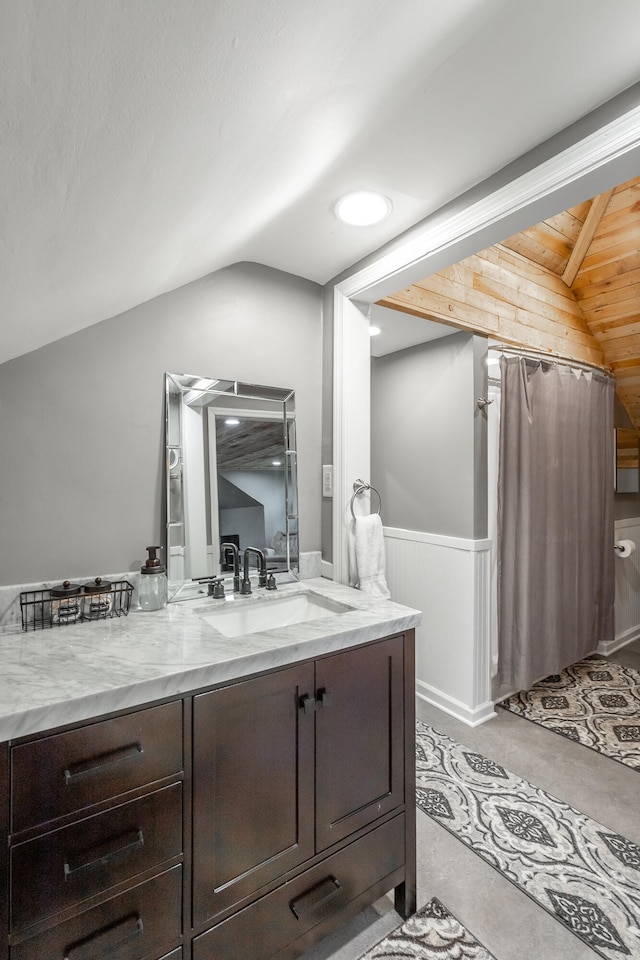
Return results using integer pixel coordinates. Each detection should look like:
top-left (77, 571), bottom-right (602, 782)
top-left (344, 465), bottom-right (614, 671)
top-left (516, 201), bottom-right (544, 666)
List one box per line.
top-left (615, 427), bottom-right (640, 493)
top-left (165, 374), bottom-right (298, 601)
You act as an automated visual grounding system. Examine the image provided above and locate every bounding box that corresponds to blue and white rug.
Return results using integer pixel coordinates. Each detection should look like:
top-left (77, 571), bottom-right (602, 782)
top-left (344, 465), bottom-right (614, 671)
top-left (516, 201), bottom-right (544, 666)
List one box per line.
top-left (359, 898), bottom-right (496, 960)
top-left (416, 721), bottom-right (640, 959)
top-left (498, 655), bottom-right (640, 771)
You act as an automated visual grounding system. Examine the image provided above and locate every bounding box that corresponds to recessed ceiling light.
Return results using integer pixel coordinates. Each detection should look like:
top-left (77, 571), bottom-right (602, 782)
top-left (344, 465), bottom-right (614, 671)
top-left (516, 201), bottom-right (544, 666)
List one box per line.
top-left (335, 191), bottom-right (392, 226)
top-left (225, 418), bottom-right (240, 425)
top-left (272, 460), bottom-right (282, 466)
top-left (369, 326), bottom-right (382, 337)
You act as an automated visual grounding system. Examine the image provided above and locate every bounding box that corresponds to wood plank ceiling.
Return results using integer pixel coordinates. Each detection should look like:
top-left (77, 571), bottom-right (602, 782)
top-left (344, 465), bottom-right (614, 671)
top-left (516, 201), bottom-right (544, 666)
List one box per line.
top-left (379, 175), bottom-right (640, 433)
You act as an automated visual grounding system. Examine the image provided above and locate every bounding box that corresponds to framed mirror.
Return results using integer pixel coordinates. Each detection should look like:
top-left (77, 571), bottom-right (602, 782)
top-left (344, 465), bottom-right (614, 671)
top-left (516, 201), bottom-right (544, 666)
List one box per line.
top-left (615, 427), bottom-right (640, 493)
top-left (165, 374), bottom-right (298, 601)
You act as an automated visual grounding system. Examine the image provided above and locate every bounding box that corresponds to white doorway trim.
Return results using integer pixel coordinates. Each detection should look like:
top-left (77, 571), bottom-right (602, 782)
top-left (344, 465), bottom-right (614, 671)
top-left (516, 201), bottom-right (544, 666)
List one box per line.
top-left (332, 97), bottom-right (640, 583)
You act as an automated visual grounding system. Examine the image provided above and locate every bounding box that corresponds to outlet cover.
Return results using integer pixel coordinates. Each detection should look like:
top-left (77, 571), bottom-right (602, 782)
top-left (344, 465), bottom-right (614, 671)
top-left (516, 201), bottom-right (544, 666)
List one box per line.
top-left (322, 465), bottom-right (333, 498)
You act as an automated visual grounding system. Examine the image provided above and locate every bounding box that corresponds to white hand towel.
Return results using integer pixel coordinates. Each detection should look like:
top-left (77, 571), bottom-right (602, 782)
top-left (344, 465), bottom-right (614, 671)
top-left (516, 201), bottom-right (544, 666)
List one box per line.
top-left (348, 521), bottom-right (359, 588)
top-left (354, 513), bottom-right (391, 598)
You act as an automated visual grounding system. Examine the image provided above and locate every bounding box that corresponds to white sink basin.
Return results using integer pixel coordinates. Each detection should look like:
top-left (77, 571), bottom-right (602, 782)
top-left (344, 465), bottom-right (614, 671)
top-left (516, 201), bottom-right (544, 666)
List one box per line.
top-left (200, 592), bottom-right (354, 638)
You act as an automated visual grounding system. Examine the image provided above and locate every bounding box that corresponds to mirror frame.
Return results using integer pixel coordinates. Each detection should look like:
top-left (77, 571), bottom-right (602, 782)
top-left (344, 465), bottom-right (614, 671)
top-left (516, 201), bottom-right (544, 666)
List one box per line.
top-left (165, 373), bottom-right (299, 601)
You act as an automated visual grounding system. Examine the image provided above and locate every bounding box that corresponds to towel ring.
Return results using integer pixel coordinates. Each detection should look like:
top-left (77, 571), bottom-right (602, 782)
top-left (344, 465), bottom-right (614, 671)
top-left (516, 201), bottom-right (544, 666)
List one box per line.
top-left (350, 479), bottom-right (382, 521)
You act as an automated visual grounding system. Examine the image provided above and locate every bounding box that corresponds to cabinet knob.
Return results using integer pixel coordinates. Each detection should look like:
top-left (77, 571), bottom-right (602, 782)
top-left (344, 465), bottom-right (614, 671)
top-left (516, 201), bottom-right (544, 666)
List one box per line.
top-left (317, 688), bottom-right (331, 708)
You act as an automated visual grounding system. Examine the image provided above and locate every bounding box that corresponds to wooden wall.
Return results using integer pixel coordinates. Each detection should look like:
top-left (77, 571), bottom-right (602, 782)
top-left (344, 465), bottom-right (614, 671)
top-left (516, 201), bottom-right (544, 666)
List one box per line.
top-left (380, 244), bottom-right (604, 366)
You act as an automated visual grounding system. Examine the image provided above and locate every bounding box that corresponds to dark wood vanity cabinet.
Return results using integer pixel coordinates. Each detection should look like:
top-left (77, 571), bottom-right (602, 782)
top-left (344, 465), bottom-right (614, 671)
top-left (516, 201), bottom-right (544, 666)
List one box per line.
top-left (0, 629), bottom-right (415, 960)
top-left (192, 633), bottom-right (415, 960)
top-left (2, 701), bottom-right (185, 960)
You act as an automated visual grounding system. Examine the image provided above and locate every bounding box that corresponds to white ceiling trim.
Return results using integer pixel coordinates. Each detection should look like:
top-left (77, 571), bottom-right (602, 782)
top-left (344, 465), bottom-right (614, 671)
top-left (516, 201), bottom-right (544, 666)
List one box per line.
top-left (336, 103), bottom-right (640, 304)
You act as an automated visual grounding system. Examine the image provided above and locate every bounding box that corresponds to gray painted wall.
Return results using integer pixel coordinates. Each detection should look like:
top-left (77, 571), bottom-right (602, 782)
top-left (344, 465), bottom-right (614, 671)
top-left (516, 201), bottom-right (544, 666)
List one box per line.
top-left (0, 262), bottom-right (322, 586)
top-left (371, 332), bottom-right (487, 540)
top-left (320, 283), bottom-right (334, 562)
top-left (614, 493), bottom-right (640, 521)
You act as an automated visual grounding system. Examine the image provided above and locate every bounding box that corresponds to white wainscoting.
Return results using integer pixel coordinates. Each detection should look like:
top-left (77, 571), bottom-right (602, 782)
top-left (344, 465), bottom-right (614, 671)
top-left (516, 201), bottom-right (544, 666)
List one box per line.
top-left (383, 527), bottom-right (495, 727)
top-left (603, 517), bottom-right (640, 654)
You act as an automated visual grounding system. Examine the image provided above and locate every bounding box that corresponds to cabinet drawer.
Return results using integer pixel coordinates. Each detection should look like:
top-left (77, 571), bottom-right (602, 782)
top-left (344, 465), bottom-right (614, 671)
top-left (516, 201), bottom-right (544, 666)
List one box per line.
top-left (11, 701), bottom-right (182, 832)
top-left (193, 814), bottom-right (405, 960)
top-left (11, 782), bottom-right (182, 932)
top-left (10, 864), bottom-right (182, 960)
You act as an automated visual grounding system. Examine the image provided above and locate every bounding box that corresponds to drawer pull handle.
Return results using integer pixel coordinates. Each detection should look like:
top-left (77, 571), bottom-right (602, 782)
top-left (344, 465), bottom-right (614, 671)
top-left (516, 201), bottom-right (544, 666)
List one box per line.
top-left (299, 695), bottom-right (316, 715)
top-left (63, 742), bottom-right (144, 785)
top-left (63, 828), bottom-right (144, 880)
top-left (290, 875), bottom-right (341, 919)
top-left (64, 912), bottom-right (144, 959)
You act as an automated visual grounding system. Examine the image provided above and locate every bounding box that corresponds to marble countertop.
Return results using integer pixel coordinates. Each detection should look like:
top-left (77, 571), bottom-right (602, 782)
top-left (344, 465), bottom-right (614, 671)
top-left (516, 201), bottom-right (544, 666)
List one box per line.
top-left (0, 578), bottom-right (421, 742)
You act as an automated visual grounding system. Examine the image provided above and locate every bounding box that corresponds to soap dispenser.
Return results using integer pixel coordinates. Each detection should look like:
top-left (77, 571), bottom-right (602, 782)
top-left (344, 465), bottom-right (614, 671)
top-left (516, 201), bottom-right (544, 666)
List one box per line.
top-left (139, 546), bottom-right (168, 611)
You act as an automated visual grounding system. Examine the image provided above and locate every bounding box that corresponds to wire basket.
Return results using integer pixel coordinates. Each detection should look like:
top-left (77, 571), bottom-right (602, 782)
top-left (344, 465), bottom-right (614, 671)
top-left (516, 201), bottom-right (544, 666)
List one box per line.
top-left (20, 580), bottom-right (134, 632)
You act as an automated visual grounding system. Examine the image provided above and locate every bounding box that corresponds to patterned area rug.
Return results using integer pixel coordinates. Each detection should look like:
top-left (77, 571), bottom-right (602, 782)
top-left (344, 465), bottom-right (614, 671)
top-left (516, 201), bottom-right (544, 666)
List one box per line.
top-left (359, 898), bottom-right (496, 960)
top-left (497, 655), bottom-right (640, 770)
top-left (416, 721), bottom-right (640, 959)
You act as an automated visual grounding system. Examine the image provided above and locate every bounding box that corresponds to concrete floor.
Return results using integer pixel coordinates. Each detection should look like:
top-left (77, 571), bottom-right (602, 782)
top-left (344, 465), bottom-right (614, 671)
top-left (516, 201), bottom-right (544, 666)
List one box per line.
top-left (299, 639), bottom-right (640, 960)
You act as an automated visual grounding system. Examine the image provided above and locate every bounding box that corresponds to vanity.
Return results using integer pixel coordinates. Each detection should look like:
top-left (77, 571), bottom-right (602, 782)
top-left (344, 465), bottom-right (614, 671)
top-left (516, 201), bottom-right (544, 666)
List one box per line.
top-left (0, 579), bottom-right (420, 960)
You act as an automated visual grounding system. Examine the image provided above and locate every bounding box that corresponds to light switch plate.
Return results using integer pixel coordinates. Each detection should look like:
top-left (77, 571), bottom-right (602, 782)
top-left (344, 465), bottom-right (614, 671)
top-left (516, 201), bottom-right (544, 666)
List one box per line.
top-left (322, 465), bottom-right (333, 498)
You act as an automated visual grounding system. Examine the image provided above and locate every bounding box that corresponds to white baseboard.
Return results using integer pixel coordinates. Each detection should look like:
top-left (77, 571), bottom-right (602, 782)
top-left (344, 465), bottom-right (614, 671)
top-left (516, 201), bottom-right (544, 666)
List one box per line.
top-left (598, 630), bottom-right (640, 656)
top-left (416, 679), bottom-right (496, 727)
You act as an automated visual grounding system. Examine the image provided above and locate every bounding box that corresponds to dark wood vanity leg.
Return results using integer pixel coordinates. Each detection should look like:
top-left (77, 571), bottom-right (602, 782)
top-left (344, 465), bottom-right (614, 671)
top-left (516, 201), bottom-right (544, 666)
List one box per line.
top-left (395, 629), bottom-right (416, 919)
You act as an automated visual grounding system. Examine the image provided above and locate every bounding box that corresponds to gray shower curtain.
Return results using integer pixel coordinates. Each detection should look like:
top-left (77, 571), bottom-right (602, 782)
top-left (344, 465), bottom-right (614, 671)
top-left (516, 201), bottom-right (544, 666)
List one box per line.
top-left (497, 356), bottom-right (614, 690)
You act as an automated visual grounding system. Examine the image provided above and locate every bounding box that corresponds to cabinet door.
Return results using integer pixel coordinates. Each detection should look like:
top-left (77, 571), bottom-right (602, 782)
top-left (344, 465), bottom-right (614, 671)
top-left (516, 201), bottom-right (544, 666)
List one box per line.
top-left (315, 635), bottom-right (405, 850)
top-left (192, 662), bottom-right (315, 925)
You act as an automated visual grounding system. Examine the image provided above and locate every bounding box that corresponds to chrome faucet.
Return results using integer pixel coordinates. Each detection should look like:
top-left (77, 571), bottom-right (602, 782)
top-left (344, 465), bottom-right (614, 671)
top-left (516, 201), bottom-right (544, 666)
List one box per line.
top-left (220, 542), bottom-right (241, 593)
top-left (241, 547), bottom-right (267, 594)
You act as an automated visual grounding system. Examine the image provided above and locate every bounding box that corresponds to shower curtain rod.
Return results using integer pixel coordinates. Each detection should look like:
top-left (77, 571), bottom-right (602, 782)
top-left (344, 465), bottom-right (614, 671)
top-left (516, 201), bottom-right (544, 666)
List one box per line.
top-left (487, 344), bottom-right (613, 379)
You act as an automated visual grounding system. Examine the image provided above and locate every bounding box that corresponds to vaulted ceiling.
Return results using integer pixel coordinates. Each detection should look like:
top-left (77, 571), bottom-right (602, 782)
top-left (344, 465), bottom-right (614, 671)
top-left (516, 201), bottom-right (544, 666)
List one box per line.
top-left (380, 175), bottom-right (640, 433)
top-left (3, 1), bottom-right (640, 365)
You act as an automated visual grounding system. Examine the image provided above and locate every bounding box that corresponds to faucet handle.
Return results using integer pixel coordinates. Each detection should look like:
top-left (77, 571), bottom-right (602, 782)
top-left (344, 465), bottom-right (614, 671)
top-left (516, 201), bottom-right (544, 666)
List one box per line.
top-left (208, 578), bottom-right (225, 599)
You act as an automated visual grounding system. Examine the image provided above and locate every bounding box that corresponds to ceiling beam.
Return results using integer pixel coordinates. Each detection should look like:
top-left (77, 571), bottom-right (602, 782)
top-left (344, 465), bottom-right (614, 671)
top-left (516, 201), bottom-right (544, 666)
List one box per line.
top-left (561, 188), bottom-right (615, 286)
